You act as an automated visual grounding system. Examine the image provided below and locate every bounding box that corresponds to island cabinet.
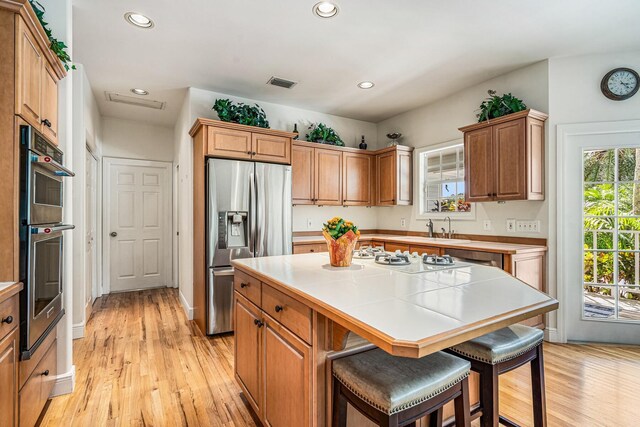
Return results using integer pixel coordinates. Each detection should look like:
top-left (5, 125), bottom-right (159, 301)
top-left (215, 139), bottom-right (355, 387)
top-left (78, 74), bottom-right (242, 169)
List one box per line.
top-left (233, 275), bottom-right (313, 426)
top-left (460, 109), bottom-right (547, 202)
top-left (375, 146), bottom-right (413, 206)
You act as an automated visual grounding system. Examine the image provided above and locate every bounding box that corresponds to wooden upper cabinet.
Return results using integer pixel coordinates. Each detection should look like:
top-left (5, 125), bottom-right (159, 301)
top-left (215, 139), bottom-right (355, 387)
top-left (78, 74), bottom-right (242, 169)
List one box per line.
top-left (460, 109), bottom-right (547, 202)
top-left (234, 295), bottom-right (262, 418)
top-left (40, 64), bottom-right (59, 145)
top-left (464, 127), bottom-right (494, 202)
top-left (376, 150), bottom-right (396, 205)
top-left (252, 134), bottom-right (290, 164)
top-left (291, 144), bottom-right (315, 205)
top-left (375, 146), bottom-right (413, 206)
top-left (262, 316), bottom-right (311, 427)
top-left (315, 149), bottom-right (342, 205)
top-left (207, 127), bottom-right (252, 159)
top-left (15, 15), bottom-right (43, 130)
top-left (342, 152), bottom-right (372, 205)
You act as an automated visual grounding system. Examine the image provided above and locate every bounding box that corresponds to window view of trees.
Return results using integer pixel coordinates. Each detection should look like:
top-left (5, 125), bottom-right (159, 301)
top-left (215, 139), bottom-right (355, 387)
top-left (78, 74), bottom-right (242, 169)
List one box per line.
top-left (583, 148), bottom-right (640, 320)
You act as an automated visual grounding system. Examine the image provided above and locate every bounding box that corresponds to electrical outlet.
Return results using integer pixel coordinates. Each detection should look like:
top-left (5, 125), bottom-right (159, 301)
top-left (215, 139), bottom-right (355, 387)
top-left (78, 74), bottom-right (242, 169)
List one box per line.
top-left (506, 219), bottom-right (516, 233)
top-left (516, 220), bottom-right (541, 233)
top-left (483, 220), bottom-right (491, 231)
top-left (307, 218), bottom-right (312, 229)
top-left (532, 220), bottom-right (541, 233)
top-left (400, 218), bottom-right (406, 228)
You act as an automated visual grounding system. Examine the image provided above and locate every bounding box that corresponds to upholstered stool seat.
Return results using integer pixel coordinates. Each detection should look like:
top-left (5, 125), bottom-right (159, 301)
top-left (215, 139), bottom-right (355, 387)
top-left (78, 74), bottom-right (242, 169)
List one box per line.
top-left (449, 324), bottom-right (544, 365)
top-left (332, 349), bottom-right (471, 427)
top-left (447, 325), bottom-right (547, 427)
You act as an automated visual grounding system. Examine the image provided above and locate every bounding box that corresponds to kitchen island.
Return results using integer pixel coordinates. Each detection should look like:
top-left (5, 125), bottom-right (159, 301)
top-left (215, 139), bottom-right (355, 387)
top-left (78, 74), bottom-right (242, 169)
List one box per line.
top-left (231, 252), bottom-right (557, 426)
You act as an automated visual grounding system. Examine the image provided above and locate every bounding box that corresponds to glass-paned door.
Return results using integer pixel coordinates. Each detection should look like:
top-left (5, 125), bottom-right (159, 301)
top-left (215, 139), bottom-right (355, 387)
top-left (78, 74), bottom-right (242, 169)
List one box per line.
top-left (583, 148), bottom-right (640, 322)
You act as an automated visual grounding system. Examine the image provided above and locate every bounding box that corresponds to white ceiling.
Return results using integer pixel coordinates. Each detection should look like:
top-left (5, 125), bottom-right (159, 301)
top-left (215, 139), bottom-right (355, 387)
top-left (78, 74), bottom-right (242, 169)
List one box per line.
top-left (72, 0), bottom-right (640, 126)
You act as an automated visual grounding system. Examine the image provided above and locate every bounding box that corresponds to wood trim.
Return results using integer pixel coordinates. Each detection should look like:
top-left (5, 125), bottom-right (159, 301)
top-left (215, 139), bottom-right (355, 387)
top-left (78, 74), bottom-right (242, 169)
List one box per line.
top-left (232, 262), bottom-right (558, 359)
top-left (293, 140), bottom-right (414, 156)
top-left (458, 109), bottom-right (548, 133)
top-left (0, 283), bottom-right (21, 305)
top-left (0, 0), bottom-right (66, 79)
top-left (189, 118), bottom-right (297, 138)
top-left (192, 127), bottom-right (207, 334)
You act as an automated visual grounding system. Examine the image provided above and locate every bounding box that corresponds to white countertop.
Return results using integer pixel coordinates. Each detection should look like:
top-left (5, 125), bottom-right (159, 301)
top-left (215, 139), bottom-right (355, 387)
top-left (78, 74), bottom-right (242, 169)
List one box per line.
top-left (293, 234), bottom-right (546, 254)
top-left (232, 253), bottom-right (557, 356)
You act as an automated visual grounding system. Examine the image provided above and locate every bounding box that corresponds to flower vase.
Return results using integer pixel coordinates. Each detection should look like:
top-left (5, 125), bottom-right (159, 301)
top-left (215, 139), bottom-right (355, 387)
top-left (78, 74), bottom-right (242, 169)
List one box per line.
top-left (323, 230), bottom-right (359, 267)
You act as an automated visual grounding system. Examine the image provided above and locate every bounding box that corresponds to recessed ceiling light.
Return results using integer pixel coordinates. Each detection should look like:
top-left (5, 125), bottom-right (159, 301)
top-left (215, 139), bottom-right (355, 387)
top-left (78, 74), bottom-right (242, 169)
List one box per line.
top-left (313, 2), bottom-right (339, 18)
top-left (357, 81), bottom-right (375, 89)
top-left (124, 12), bottom-right (154, 29)
top-left (130, 88), bottom-right (149, 96)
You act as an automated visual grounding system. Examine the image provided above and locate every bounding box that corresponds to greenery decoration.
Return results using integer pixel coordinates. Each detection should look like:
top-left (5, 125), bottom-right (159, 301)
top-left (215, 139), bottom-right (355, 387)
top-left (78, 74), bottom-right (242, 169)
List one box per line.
top-left (306, 123), bottom-right (344, 146)
top-left (322, 217), bottom-right (359, 240)
top-left (29, 1), bottom-right (75, 71)
top-left (476, 89), bottom-right (526, 122)
top-left (212, 99), bottom-right (270, 128)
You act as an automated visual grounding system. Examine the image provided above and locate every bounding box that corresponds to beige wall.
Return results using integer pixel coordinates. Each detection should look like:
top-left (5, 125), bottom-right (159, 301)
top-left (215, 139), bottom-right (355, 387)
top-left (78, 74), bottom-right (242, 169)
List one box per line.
top-left (102, 117), bottom-right (174, 162)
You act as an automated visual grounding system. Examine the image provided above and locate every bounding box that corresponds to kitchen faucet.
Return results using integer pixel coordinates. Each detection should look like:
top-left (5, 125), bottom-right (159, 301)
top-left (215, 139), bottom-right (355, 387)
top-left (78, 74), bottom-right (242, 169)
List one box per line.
top-left (444, 216), bottom-right (452, 239)
top-left (427, 219), bottom-right (434, 238)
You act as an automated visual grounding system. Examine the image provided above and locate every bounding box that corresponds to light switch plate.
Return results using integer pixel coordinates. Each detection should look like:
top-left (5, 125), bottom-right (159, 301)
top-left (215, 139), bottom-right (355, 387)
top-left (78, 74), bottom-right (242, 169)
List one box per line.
top-left (483, 220), bottom-right (491, 231)
top-left (307, 218), bottom-right (312, 229)
top-left (400, 218), bottom-right (406, 228)
top-left (506, 219), bottom-right (516, 233)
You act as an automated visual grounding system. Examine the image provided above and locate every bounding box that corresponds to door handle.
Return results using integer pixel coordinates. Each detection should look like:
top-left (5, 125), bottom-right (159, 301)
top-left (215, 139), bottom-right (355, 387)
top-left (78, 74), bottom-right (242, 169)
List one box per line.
top-left (110, 232), bottom-right (117, 237)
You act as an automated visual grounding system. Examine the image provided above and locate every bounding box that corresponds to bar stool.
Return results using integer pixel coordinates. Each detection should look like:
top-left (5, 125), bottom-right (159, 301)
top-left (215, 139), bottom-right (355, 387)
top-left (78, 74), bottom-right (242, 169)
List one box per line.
top-left (448, 325), bottom-right (546, 427)
top-left (332, 349), bottom-right (471, 427)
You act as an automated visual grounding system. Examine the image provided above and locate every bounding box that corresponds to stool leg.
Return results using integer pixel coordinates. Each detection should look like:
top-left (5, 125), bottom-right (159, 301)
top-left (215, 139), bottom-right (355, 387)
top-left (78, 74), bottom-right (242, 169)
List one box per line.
top-left (454, 377), bottom-right (471, 427)
top-left (332, 377), bottom-right (348, 427)
top-left (479, 364), bottom-right (499, 427)
top-left (428, 408), bottom-right (443, 427)
top-left (531, 345), bottom-right (547, 427)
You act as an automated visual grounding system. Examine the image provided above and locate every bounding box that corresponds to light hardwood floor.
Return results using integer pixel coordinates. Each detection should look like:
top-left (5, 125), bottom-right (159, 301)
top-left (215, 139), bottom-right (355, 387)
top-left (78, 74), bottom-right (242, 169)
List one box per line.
top-left (41, 288), bottom-right (639, 427)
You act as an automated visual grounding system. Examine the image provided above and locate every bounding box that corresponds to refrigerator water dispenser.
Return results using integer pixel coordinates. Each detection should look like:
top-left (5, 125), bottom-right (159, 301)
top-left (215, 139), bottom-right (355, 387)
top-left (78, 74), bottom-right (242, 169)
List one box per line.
top-left (217, 211), bottom-right (248, 249)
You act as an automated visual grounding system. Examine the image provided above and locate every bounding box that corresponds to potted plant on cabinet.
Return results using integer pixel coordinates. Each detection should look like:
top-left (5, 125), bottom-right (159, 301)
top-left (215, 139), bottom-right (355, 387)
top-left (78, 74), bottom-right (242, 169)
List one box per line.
top-left (212, 98), bottom-right (270, 128)
top-left (476, 90), bottom-right (527, 122)
top-left (306, 123), bottom-right (345, 146)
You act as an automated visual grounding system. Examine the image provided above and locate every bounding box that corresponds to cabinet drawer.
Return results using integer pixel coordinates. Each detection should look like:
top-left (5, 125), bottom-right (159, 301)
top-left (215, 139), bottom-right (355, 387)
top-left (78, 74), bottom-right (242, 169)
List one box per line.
top-left (234, 270), bottom-right (261, 307)
top-left (293, 243), bottom-right (327, 254)
top-left (409, 245), bottom-right (443, 256)
top-left (20, 339), bottom-right (57, 427)
top-left (262, 284), bottom-right (312, 344)
top-left (0, 294), bottom-right (18, 340)
top-left (385, 242), bottom-right (410, 253)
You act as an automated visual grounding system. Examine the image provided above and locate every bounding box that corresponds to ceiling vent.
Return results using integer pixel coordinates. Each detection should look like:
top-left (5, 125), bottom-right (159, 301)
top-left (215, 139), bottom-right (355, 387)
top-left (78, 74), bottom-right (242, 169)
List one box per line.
top-left (267, 76), bottom-right (297, 89)
top-left (104, 91), bottom-right (166, 110)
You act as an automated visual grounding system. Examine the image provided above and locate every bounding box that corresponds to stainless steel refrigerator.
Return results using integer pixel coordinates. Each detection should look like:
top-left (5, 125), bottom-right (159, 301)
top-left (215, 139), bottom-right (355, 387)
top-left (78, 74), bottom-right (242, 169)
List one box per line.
top-left (206, 158), bottom-right (292, 334)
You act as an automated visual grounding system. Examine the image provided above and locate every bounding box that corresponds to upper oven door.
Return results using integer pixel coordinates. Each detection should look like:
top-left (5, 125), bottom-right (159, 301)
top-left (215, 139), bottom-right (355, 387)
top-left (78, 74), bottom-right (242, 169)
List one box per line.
top-left (30, 162), bottom-right (63, 225)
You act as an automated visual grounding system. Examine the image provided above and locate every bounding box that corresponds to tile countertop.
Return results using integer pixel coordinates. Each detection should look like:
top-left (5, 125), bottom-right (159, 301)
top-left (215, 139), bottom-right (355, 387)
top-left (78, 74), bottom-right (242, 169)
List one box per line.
top-left (293, 234), bottom-right (546, 254)
top-left (0, 281), bottom-right (22, 302)
top-left (232, 253), bottom-right (558, 358)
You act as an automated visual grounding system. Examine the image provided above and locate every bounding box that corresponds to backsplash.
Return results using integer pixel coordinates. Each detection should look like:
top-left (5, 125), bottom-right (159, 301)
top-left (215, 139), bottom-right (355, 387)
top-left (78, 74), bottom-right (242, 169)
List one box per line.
top-left (292, 206), bottom-right (378, 232)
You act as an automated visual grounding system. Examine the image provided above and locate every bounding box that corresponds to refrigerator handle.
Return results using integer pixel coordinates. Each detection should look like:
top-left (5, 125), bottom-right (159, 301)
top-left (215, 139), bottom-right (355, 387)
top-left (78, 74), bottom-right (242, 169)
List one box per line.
top-left (249, 169), bottom-right (256, 256)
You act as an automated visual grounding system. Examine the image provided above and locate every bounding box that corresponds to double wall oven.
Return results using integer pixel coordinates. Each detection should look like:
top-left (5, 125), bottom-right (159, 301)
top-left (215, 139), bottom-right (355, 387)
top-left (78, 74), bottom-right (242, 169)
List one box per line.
top-left (19, 125), bottom-right (74, 359)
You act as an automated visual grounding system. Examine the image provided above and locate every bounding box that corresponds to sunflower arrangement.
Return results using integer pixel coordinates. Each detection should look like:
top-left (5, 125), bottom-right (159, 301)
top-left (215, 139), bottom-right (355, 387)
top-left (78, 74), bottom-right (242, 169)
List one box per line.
top-left (322, 217), bottom-right (360, 240)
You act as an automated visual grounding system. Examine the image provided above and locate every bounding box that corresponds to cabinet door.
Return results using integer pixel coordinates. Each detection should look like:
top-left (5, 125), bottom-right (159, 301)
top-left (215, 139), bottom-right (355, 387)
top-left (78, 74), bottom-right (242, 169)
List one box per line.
top-left (409, 245), bottom-right (443, 256)
top-left (314, 149), bottom-right (342, 205)
top-left (252, 134), bottom-right (291, 164)
top-left (0, 328), bottom-right (18, 427)
top-left (493, 118), bottom-right (526, 200)
top-left (464, 127), bottom-right (494, 202)
top-left (207, 127), bottom-right (252, 160)
top-left (234, 294), bottom-right (262, 417)
top-left (385, 242), bottom-right (410, 253)
top-left (376, 151), bottom-right (396, 205)
top-left (397, 150), bottom-right (413, 205)
top-left (291, 145), bottom-right (315, 205)
top-left (15, 16), bottom-right (43, 129)
top-left (342, 152), bottom-right (372, 205)
top-left (40, 64), bottom-right (59, 145)
top-left (263, 316), bottom-right (311, 427)
top-left (292, 243), bottom-right (327, 254)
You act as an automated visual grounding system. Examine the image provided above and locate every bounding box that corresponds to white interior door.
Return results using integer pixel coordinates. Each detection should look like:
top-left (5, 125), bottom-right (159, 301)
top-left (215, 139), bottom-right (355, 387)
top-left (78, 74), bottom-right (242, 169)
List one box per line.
top-left (559, 120), bottom-right (640, 344)
top-left (85, 149), bottom-right (97, 314)
top-left (104, 158), bottom-right (172, 293)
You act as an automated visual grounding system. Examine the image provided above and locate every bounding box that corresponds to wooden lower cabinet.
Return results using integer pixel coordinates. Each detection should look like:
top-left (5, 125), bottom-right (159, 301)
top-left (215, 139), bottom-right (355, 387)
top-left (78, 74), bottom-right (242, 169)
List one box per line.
top-left (292, 243), bottom-right (327, 254)
top-left (409, 245), bottom-right (442, 256)
top-left (263, 315), bottom-right (311, 427)
top-left (506, 251), bottom-right (546, 328)
top-left (0, 328), bottom-right (18, 427)
top-left (234, 292), bottom-right (312, 426)
top-left (19, 338), bottom-right (57, 427)
top-left (384, 242), bottom-right (409, 253)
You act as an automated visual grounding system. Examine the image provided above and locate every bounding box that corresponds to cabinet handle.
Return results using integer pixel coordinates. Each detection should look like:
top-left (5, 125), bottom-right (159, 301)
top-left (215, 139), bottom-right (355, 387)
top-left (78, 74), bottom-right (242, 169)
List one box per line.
top-left (493, 193), bottom-right (497, 197)
top-left (41, 119), bottom-right (52, 128)
top-left (252, 151), bottom-right (257, 155)
top-left (254, 319), bottom-right (264, 328)
top-left (42, 370), bottom-right (50, 376)
top-left (275, 305), bottom-right (284, 312)
top-left (247, 151), bottom-right (252, 155)
top-left (487, 193), bottom-right (491, 197)
top-left (1, 315), bottom-right (13, 324)
top-left (240, 282), bottom-right (249, 288)
top-left (310, 249), bottom-right (315, 253)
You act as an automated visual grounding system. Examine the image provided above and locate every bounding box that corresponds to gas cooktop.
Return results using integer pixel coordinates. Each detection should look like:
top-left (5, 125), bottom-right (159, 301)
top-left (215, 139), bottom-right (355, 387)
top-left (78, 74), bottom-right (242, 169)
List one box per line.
top-left (371, 252), bottom-right (469, 274)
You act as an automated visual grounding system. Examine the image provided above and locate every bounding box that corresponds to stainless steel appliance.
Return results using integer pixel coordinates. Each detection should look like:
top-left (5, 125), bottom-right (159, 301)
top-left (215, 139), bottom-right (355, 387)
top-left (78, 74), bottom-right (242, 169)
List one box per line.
top-left (207, 159), bottom-right (292, 334)
top-left (446, 248), bottom-right (504, 269)
top-left (19, 125), bottom-right (74, 359)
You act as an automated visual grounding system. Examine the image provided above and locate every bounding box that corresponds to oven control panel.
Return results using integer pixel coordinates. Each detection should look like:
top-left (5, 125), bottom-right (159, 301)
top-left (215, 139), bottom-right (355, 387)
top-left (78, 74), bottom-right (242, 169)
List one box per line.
top-left (33, 132), bottom-right (63, 164)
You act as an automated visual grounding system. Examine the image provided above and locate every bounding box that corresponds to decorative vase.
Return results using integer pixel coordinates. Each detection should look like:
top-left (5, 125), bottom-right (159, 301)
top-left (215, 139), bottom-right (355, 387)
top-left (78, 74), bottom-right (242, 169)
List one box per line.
top-left (323, 230), bottom-right (359, 267)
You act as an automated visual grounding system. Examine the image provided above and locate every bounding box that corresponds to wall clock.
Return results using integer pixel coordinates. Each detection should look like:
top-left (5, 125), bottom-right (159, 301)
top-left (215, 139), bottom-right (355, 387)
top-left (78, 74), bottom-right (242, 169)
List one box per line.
top-left (601, 67), bottom-right (639, 101)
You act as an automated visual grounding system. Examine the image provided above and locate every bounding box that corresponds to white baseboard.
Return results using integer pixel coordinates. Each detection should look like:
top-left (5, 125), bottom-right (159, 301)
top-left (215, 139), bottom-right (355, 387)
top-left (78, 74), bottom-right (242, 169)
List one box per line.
top-left (545, 327), bottom-right (563, 343)
top-left (179, 290), bottom-right (194, 320)
top-left (51, 365), bottom-right (75, 397)
top-left (72, 322), bottom-right (85, 339)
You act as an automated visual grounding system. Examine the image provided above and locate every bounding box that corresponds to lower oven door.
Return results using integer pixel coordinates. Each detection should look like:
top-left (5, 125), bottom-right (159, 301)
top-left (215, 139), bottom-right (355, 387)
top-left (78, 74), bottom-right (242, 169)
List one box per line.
top-left (23, 225), bottom-right (72, 357)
